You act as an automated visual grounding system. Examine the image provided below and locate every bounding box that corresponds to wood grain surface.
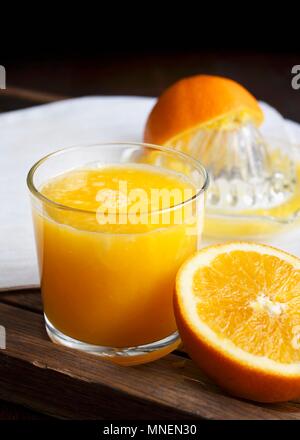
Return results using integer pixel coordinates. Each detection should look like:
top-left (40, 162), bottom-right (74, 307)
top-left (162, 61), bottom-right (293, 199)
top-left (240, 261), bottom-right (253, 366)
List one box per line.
top-left (1, 292), bottom-right (300, 419)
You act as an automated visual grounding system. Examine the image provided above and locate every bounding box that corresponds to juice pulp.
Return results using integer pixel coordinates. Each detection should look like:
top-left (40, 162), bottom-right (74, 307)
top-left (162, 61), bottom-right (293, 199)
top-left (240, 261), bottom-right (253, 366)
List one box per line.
top-left (33, 165), bottom-right (201, 347)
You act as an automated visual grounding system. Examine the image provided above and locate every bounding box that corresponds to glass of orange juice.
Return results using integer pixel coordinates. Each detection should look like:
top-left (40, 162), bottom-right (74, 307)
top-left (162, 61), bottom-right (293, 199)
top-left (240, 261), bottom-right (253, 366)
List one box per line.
top-left (27, 143), bottom-right (208, 365)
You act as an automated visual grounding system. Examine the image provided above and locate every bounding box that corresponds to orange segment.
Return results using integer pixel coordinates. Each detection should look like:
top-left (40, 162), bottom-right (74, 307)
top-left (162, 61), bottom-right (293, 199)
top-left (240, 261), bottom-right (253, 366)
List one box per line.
top-left (175, 242), bottom-right (300, 402)
top-left (144, 75), bottom-right (264, 147)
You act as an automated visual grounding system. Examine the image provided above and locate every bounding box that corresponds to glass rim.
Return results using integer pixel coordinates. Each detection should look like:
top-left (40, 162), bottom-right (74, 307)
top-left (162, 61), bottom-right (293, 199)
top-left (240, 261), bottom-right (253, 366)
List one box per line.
top-left (27, 141), bottom-right (209, 216)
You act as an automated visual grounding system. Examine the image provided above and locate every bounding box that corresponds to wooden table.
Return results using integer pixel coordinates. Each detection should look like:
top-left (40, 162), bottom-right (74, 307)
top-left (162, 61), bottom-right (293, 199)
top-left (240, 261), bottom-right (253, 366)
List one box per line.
top-left (1, 50), bottom-right (300, 419)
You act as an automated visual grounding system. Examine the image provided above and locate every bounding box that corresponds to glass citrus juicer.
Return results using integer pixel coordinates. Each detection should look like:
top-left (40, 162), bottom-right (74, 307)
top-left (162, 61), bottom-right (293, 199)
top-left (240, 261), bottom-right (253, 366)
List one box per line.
top-left (144, 75), bottom-right (300, 238)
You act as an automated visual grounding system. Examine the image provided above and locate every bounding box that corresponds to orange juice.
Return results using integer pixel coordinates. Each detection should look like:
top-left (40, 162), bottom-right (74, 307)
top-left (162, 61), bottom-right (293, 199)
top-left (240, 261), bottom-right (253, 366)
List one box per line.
top-left (28, 143), bottom-right (207, 364)
top-left (33, 165), bottom-right (201, 350)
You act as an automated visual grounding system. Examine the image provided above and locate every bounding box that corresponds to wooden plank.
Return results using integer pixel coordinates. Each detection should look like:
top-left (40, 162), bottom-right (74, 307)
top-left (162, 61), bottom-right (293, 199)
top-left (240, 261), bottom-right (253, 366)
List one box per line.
top-left (0, 301), bottom-right (299, 419)
top-left (0, 86), bottom-right (66, 113)
top-left (0, 289), bottom-right (42, 313)
top-left (3, 86), bottom-right (66, 103)
top-left (0, 399), bottom-right (49, 420)
top-left (0, 289), bottom-right (187, 359)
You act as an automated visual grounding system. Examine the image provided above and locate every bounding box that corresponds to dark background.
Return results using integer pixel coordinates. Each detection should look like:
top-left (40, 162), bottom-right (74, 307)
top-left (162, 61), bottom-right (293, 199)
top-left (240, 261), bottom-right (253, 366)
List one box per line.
top-left (0, 12), bottom-right (300, 419)
top-left (1, 11), bottom-right (300, 122)
top-left (2, 50), bottom-right (300, 123)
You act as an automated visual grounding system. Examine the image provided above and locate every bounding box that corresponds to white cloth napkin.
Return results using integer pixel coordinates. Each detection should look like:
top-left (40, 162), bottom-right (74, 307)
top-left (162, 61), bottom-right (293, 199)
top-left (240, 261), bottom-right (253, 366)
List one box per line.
top-left (1, 97), bottom-right (300, 290)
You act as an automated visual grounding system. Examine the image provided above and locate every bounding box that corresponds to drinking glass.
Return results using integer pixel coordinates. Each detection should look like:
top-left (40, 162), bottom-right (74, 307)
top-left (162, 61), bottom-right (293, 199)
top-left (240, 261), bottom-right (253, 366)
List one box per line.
top-left (27, 143), bottom-right (208, 365)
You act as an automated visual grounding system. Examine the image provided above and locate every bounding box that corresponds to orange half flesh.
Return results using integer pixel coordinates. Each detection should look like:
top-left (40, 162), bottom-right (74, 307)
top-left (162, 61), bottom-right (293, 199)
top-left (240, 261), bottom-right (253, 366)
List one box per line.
top-left (175, 242), bottom-right (300, 402)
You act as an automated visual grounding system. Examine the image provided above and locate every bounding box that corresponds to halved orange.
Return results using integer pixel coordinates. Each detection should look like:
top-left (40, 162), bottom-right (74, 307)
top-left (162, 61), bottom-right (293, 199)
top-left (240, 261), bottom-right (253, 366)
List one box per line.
top-left (144, 75), bottom-right (264, 148)
top-left (174, 242), bottom-right (300, 402)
